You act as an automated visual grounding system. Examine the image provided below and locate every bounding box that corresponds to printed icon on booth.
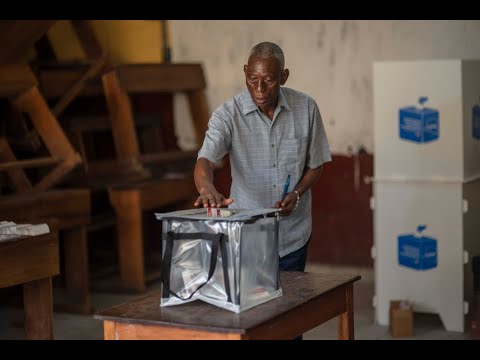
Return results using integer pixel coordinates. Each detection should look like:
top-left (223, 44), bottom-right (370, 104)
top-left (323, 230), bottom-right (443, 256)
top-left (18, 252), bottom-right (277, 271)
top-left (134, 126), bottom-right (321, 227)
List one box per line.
top-left (399, 97), bottom-right (439, 143)
top-left (398, 224), bottom-right (437, 271)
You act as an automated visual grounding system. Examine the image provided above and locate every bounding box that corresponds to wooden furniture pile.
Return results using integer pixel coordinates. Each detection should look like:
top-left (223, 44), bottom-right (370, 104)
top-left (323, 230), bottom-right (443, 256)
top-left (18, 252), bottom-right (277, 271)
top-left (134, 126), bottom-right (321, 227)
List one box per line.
top-left (0, 20), bottom-right (210, 326)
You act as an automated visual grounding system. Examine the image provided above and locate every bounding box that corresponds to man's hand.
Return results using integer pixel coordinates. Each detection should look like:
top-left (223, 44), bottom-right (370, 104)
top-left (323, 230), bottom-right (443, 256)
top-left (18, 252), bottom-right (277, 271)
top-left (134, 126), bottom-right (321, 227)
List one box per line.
top-left (194, 158), bottom-right (233, 208)
top-left (274, 192), bottom-right (297, 216)
top-left (194, 186), bottom-right (234, 208)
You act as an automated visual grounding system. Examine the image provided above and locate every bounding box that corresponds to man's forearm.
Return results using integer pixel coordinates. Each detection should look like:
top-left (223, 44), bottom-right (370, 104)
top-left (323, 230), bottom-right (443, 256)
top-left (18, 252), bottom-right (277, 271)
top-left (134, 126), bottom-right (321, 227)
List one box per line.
top-left (194, 157), bottom-right (216, 193)
top-left (293, 165), bottom-right (324, 197)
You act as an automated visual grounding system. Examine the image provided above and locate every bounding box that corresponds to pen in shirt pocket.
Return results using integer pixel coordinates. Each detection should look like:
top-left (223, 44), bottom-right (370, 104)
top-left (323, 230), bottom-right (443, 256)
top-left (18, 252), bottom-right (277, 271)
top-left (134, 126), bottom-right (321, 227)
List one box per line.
top-left (281, 174), bottom-right (291, 202)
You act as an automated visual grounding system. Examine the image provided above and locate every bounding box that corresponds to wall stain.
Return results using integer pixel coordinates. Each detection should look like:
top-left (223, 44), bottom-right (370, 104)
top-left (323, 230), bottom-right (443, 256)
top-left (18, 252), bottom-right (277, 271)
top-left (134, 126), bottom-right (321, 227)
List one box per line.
top-left (341, 21), bottom-right (349, 42)
top-left (341, 21), bottom-right (360, 52)
top-left (329, 47), bottom-right (336, 67)
top-left (317, 23), bottom-right (326, 49)
top-left (351, 78), bottom-right (358, 98)
top-left (362, 76), bottom-right (371, 94)
top-left (362, 76), bottom-right (372, 111)
top-left (341, 21), bottom-right (359, 41)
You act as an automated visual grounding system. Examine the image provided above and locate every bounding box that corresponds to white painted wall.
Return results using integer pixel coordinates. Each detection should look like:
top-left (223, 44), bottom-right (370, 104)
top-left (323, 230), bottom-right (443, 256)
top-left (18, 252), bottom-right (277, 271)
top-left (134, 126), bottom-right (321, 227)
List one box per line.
top-left (169, 20), bottom-right (480, 155)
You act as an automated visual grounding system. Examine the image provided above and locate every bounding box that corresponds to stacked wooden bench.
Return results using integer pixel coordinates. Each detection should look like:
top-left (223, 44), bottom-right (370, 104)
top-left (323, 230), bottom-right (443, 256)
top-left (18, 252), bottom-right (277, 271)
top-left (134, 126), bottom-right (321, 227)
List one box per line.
top-left (34, 20), bottom-right (209, 292)
top-left (0, 66), bottom-right (92, 312)
top-left (0, 20), bottom-right (92, 313)
top-left (1, 20), bottom-right (210, 296)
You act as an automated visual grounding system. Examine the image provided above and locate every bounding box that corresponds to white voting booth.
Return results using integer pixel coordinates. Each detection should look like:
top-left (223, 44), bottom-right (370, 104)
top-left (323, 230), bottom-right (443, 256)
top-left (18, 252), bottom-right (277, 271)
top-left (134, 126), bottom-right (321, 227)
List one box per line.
top-left (373, 60), bottom-right (480, 332)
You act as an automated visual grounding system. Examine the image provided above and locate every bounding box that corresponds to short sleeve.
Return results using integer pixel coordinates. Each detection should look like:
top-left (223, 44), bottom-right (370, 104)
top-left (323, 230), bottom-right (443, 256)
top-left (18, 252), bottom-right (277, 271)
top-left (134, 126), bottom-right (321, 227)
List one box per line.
top-left (306, 98), bottom-right (332, 169)
top-left (197, 106), bottom-right (232, 165)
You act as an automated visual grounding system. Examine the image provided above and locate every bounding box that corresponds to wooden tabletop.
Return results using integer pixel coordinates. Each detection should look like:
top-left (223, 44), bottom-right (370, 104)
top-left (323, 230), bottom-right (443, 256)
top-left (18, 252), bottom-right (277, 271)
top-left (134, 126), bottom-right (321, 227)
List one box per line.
top-left (0, 232), bottom-right (59, 288)
top-left (95, 271), bottom-right (361, 335)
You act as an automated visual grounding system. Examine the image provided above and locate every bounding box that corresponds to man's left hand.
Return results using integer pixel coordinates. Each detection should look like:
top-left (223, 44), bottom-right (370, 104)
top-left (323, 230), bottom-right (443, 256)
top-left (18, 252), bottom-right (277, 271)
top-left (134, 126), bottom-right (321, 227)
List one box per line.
top-left (274, 192), bottom-right (297, 216)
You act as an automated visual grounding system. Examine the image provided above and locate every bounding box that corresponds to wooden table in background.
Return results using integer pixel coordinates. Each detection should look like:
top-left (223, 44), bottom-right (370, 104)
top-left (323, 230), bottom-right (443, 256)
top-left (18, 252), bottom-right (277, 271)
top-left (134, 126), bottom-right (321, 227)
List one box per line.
top-left (95, 271), bottom-right (361, 340)
top-left (0, 233), bottom-right (59, 340)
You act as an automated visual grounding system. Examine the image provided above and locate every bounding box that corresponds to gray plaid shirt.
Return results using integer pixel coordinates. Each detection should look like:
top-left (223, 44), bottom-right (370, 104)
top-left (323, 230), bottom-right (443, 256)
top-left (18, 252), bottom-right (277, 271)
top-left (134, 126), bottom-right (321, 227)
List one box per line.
top-left (198, 87), bottom-right (332, 257)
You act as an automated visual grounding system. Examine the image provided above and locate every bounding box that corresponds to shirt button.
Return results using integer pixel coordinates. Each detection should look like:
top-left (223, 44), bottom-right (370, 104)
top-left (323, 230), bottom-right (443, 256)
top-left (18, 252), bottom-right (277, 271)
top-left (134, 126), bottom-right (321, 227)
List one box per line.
top-left (273, 164), bottom-right (276, 167)
top-left (273, 184), bottom-right (276, 187)
top-left (271, 144), bottom-right (274, 148)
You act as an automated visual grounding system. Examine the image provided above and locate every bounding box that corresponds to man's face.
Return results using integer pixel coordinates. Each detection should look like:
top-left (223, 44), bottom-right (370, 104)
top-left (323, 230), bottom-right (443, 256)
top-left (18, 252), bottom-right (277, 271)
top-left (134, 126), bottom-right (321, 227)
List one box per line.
top-left (243, 55), bottom-right (287, 112)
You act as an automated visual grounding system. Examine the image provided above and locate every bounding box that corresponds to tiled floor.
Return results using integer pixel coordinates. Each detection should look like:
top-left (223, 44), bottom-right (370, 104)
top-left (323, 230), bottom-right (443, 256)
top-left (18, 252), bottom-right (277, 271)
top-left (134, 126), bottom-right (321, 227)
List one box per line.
top-left (0, 264), bottom-right (473, 340)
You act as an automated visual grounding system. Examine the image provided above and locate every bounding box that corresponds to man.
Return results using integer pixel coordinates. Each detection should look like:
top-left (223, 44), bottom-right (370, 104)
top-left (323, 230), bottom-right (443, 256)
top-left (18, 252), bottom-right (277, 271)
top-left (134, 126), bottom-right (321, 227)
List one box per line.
top-left (194, 41), bottom-right (331, 272)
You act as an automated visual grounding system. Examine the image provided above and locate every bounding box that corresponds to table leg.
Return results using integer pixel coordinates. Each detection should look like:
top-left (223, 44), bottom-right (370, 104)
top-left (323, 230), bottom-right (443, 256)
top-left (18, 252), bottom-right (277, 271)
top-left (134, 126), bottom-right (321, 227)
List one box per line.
top-left (62, 226), bottom-right (93, 314)
top-left (338, 283), bottom-right (354, 340)
top-left (104, 320), bottom-right (116, 340)
top-left (23, 277), bottom-right (54, 340)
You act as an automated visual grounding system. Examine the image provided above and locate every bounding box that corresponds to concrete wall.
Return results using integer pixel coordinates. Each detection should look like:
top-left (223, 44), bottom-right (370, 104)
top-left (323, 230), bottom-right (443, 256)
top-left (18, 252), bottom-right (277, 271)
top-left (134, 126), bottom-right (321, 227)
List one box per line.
top-left (170, 20), bottom-right (480, 154)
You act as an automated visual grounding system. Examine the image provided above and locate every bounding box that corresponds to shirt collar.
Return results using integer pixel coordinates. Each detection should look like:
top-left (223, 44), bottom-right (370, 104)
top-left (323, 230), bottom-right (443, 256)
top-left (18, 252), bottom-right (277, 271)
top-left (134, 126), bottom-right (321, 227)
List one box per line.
top-left (242, 87), bottom-right (292, 115)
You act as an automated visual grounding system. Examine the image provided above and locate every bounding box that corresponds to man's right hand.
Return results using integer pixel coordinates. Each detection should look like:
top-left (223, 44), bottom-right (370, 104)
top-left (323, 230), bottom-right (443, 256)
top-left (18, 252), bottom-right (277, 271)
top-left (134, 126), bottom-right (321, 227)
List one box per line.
top-left (194, 186), bottom-right (234, 208)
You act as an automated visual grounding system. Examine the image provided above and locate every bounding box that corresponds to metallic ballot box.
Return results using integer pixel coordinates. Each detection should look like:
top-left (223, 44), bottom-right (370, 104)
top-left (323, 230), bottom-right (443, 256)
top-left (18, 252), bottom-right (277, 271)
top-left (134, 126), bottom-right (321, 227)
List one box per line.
top-left (155, 208), bottom-right (282, 313)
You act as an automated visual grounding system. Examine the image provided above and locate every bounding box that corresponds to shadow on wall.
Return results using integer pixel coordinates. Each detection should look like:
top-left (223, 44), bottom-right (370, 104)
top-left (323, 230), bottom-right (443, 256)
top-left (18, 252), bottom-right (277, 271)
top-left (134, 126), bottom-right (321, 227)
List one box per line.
top-left (213, 153), bottom-right (374, 267)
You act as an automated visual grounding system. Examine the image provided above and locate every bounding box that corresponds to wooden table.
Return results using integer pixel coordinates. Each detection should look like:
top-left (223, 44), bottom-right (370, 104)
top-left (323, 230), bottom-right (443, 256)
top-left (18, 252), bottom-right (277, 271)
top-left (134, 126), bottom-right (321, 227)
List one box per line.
top-left (0, 189), bottom-right (92, 314)
top-left (0, 233), bottom-right (59, 340)
top-left (95, 271), bottom-right (361, 340)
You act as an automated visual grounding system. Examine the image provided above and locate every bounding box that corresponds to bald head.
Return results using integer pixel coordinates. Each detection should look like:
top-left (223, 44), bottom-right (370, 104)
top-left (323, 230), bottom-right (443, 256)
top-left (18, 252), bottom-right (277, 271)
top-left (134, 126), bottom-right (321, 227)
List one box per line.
top-left (249, 42), bottom-right (285, 70)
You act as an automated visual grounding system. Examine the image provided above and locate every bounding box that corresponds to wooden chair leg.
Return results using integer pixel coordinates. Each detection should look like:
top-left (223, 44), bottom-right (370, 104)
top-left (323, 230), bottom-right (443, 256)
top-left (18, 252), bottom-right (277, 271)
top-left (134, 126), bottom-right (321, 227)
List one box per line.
top-left (13, 86), bottom-right (79, 165)
top-left (0, 137), bottom-right (32, 192)
top-left (61, 226), bottom-right (93, 314)
top-left (109, 190), bottom-right (145, 293)
top-left (23, 277), bottom-right (54, 340)
top-left (101, 71), bottom-right (140, 161)
top-left (12, 85), bottom-right (81, 192)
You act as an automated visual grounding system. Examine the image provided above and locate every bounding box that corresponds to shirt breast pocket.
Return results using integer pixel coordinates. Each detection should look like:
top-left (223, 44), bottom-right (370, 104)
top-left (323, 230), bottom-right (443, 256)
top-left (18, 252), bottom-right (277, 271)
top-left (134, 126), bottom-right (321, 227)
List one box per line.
top-left (282, 138), bottom-right (299, 165)
top-left (283, 136), bottom-right (308, 160)
top-left (281, 137), bottom-right (308, 184)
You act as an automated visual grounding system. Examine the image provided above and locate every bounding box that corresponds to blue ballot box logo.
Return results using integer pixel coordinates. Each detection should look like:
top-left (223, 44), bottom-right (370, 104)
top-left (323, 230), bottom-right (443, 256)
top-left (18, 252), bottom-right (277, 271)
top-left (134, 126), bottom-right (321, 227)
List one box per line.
top-left (398, 225), bottom-right (437, 271)
top-left (399, 97), bottom-right (439, 143)
top-left (473, 103), bottom-right (480, 140)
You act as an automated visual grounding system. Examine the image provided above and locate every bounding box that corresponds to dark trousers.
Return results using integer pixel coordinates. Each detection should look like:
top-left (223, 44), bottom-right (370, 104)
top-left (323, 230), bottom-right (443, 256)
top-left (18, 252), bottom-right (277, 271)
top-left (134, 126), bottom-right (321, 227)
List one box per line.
top-left (279, 238), bottom-right (309, 272)
top-left (278, 238), bottom-right (310, 340)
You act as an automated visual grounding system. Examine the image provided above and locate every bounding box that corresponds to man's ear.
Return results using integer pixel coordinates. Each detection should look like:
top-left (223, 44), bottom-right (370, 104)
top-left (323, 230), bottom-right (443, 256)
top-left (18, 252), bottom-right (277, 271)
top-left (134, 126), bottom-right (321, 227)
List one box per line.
top-left (281, 69), bottom-right (289, 85)
top-left (243, 64), bottom-right (248, 76)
